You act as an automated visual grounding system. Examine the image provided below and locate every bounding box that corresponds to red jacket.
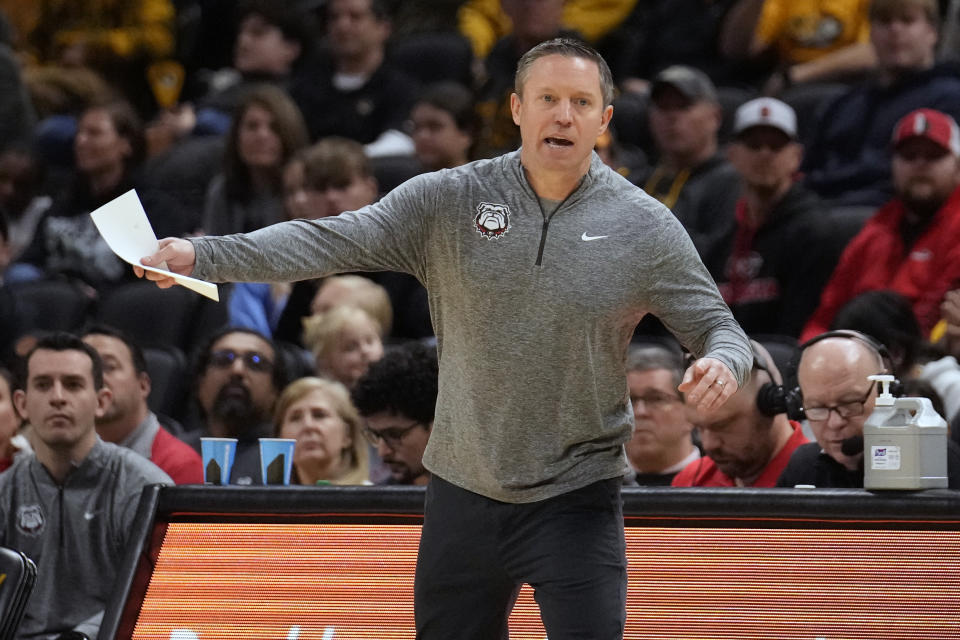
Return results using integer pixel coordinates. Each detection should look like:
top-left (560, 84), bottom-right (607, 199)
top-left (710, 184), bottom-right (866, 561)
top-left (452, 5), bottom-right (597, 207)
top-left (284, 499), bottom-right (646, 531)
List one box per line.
top-left (802, 185), bottom-right (960, 340)
top-left (671, 421), bottom-right (808, 488)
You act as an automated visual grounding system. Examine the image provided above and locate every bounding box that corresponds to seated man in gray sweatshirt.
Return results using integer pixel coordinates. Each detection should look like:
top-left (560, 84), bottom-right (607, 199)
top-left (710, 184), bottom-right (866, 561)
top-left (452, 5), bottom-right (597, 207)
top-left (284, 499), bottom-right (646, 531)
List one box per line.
top-left (0, 332), bottom-right (172, 639)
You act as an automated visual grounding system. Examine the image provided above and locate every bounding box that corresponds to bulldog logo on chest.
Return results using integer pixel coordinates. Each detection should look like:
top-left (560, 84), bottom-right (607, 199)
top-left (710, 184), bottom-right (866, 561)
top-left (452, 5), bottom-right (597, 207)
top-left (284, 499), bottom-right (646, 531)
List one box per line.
top-left (474, 202), bottom-right (511, 239)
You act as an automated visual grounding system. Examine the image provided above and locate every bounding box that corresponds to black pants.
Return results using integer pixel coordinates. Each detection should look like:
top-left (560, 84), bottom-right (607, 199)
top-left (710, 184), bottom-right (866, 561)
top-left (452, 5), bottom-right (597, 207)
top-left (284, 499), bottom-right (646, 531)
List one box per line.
top-left (415, 476), bottom-right (627, 639)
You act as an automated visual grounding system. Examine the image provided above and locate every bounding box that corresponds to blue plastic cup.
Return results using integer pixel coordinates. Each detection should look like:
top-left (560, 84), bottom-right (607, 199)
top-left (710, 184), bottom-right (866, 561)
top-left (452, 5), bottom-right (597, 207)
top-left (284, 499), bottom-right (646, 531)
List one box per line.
top-left (200, 437), bottom-right (238, 485)
top-left (259, 438), bottom-right (296, 485)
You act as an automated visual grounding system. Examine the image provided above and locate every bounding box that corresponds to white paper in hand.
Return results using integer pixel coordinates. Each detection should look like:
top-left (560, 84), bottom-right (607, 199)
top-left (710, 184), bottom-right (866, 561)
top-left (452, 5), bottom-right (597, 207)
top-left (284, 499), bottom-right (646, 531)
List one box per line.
top-left (89, 189), bottom-right (219, 301)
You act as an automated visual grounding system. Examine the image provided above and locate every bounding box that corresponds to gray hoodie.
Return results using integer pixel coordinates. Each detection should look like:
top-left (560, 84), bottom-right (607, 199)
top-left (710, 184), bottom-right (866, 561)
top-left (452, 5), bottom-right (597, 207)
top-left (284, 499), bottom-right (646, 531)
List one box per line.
top-left (191, 151), bottom-right (751, 502)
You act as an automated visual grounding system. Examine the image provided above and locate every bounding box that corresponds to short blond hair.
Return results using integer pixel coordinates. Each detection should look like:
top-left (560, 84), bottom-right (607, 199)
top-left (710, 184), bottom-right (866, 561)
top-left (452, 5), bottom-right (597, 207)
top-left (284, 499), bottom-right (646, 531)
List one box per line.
top-left (310, 275), bottom-right (393, 337)
top-left (273, 376), bottom-right (369, 485)
top-left (303, 305), bottom-right (382, 362)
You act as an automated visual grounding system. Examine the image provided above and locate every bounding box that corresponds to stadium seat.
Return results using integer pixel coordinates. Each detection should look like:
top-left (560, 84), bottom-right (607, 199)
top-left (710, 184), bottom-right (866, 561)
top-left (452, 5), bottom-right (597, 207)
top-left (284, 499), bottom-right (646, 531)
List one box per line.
top-left (0, 546), bottom-right (37, 638)
top-left (7, 279), bottom-right (93, 333)
top-left (143, 344), bottom-right (189, 422)
top-left (390, 31), bottom-right (473, 87)
top-left (96, 281), bottom-right (199, 349)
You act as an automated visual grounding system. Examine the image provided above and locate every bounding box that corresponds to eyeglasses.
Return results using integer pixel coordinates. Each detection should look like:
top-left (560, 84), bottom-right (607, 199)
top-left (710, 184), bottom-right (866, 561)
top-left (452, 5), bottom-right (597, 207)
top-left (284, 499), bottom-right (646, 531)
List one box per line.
top-left (632, 392), bottom-right (681, 409)
top-left (363, 421), bottom-right (423, 448)
top-left (803, 381), bottom-right (875, 422)
top-left (208, 349), bottom-right (273, 373)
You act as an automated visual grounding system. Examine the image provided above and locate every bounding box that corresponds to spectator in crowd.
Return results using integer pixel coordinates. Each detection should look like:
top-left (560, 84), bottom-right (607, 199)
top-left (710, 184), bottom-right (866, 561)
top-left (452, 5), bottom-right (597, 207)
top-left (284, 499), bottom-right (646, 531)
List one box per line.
top-left (273, 376), bottom-right (370, 485)
top-left (802, 108), bottom-right (960, 340)
top-left (0, 143), bottom-right (51, 273)
top-left (610, 0), bottom-right (744, 91)
top-left (778, 330), bottom-right (960, 487)
top-left (0, 366), bottom-right (30, 473)
top-left (720, 0), bottom-right (876, 93)
top-left (474, 0), bottom-right (583, 158)
top-left (802, 0), bottom-right (960, 207)
top-left (201, 84), bottom-right (308, 236)
top-left (82, 325), bottom-right (203, 484)
top-left (150, 0), bottom-right (317, 146)
top-left (289, 0), bottom-right (418, 156)
top-left (0, 36), bottom-right (36, 150)
top-left (701, 97), bottom-right (832, 337)
top-left (0, 332), bottom-right (171, 638)
top-left (5, 0), bottom-right (175, 116)
top-left (0, 208), bottom-right (9, 282)
top-left (939, 289), bottom-right (960, 443)
top-left (409, 82), bottom-right (479, 172)
top-left (229, 137), bottom-right (380, 338)
top-left (308, 275), bottom-right (393, 334)
top-left (639, 66), bottom-right (741, 257)
top-left (16, 99), bottom-right (146, 290)
top-left (830, 289), bottom-right (960, 424)
top-left (458, 0), bottom-right (635, 61)
top-left (673, 341), bottom-right (808, 487)
top-left (303, 306), bottom-right (385, 389)
top-left (271, 138), bottom-right (431, 344)
top-left (941, 288), bottom-right (960, 361)
top-left (624, 343), bottom-right (700, 486)
top-left (283, 138), bottom-right (380, 222)
top-left (182, 327), bottom-right (285, 484)
top-left (0, 215), bottom-right (26, 361)
top-left (352, 341), bottom-right (437, 485)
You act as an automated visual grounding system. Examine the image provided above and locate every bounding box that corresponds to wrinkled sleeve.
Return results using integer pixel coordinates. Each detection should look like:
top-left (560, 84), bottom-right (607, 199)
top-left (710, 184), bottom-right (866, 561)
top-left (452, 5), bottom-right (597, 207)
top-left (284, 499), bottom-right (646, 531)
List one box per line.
top-left (191, 173), bottom-right (437, 285)
top-left (642, 207), bottom-right (753, 386)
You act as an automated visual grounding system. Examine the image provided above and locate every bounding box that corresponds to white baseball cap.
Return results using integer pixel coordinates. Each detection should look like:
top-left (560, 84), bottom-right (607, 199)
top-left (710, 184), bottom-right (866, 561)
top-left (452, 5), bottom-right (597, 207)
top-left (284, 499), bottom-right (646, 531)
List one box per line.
top-left (733, 97), bottom-right (797, 139)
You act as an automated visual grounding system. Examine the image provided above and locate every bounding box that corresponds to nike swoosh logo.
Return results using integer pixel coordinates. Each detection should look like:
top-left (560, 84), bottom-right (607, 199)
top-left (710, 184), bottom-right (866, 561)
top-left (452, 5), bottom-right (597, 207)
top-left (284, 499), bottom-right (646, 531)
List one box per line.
top-left (581, 232), bottom-right (608, 241)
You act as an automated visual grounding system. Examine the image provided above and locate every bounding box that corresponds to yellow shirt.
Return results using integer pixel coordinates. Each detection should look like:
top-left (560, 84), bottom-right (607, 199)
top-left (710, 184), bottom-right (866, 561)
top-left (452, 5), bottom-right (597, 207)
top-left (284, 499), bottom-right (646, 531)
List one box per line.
top-left (755, 0), bottom-right (870, 64)
top-left (458, 0), bottom-right (638, 59)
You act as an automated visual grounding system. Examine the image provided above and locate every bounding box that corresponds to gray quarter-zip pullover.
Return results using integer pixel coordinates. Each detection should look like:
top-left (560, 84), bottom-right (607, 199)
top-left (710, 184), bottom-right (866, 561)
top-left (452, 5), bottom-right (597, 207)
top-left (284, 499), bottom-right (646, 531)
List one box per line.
top-left (191, 151), bottom-right (752, 502)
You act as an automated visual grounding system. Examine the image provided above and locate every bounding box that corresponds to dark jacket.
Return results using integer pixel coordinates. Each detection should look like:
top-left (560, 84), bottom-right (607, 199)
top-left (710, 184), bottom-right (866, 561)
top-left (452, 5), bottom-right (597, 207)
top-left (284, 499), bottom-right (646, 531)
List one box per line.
top-left (803, 63), bottom-right (960, 207)
top-left (701, 183), bottom-right (834, 337)
top-left (289, 57), bottom-right (418, 144)
top-left (777, 441), bottom-right (960, 489)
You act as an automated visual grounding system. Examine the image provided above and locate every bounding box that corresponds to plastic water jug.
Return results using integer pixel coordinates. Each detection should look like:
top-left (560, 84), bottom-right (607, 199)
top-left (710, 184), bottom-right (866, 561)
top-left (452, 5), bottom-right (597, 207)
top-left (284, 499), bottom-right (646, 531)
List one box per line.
top-left (863, 374), bottom-right (948, 490)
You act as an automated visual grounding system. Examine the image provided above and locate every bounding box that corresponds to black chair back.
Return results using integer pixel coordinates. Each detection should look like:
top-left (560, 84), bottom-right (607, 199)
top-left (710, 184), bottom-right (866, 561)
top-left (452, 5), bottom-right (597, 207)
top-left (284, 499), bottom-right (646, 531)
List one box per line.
top-left (0, 546), bottom-right (37, 639)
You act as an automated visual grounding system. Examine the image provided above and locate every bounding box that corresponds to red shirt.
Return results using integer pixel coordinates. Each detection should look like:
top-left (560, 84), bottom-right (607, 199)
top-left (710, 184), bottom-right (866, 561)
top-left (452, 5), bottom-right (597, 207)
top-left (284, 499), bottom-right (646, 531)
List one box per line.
top-left (152, 426), bottom-right (204, 484)
top-left (671, 421), bottom-right (809, 488)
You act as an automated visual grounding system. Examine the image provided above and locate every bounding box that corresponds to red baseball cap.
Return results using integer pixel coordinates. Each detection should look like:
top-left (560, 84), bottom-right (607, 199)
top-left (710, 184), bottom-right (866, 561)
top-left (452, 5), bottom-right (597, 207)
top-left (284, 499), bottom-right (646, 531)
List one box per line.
top-left (891, 108), bottom-right (960, 156)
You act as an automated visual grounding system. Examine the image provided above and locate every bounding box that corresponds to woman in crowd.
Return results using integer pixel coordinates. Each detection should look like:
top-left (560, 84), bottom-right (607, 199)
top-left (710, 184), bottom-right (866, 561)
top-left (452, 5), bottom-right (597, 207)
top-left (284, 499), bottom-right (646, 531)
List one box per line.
top-left (201, 84), bottom-right (308, 235)
top-left (273, 376), bottom-right (369, 485)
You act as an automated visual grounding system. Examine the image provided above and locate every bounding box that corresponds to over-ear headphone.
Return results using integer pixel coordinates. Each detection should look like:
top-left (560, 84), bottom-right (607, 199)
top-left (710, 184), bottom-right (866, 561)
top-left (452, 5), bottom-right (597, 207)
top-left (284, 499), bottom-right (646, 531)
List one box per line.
top-left (797, 329), bottom-right (893, 374)
top-left (752, 330), bottom-right (897, 419)
top-left (760, 330), bottom-right (901, 421)
top-left (752, 344), bottom-right (802, 418)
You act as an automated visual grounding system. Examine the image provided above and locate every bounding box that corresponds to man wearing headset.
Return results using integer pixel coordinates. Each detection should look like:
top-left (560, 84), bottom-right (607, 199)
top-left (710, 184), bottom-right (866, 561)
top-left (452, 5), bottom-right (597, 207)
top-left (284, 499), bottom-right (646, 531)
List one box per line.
top-left (673, 341), bottom-right (808, 487)
top-left (778, 330), bottom-right (960, 488)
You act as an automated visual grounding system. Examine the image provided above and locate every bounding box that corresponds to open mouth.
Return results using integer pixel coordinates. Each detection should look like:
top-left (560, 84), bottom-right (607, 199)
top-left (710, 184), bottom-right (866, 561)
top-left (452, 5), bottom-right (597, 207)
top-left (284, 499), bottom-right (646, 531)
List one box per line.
top-left (545, 137), bottom-right (574, 147)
